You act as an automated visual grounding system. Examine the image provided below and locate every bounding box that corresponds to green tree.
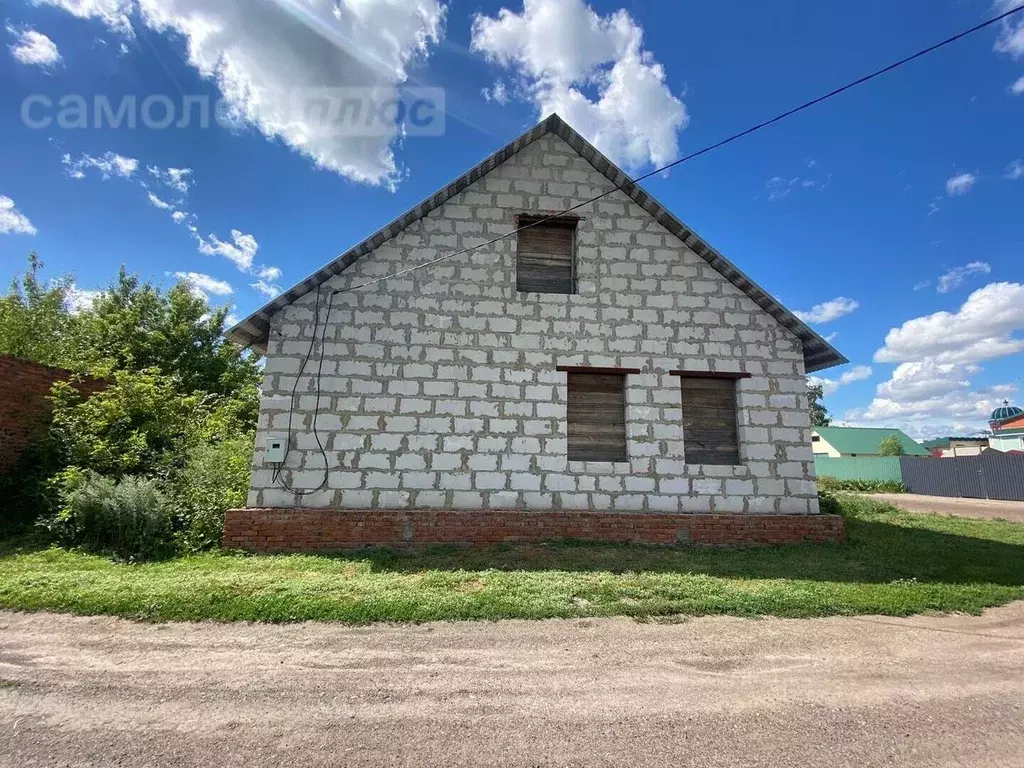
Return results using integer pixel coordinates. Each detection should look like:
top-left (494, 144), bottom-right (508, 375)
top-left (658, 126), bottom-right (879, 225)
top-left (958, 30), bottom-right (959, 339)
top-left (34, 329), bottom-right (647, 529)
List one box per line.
top-left (0, 253), bottom-right (84, 367)
top-left (1, 256), bottom-right (261, 545)
top-left (0, 256), bottom-right (262, 429)
top-left (75, 267), bottom-right (261, 401)
top-left (49, 369), bottom-right (207, 479)
top-left (808, 383), bottom-right (832, 428)
top-left (877, 435), bottom-right (906, 456)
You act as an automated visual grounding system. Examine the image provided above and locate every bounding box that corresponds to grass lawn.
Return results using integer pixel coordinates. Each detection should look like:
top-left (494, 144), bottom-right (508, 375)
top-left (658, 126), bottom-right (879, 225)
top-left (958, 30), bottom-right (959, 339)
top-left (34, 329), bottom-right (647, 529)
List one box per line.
top-left (1, 496), bottom-right (1023, 623)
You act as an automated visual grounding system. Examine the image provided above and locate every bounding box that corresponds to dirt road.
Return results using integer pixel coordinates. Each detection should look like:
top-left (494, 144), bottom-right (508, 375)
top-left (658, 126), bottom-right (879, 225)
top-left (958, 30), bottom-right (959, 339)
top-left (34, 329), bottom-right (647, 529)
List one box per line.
top-left (867, 492), bottom-right (1024, 523)
top-left (1, 606), bottom-right (1023, 767)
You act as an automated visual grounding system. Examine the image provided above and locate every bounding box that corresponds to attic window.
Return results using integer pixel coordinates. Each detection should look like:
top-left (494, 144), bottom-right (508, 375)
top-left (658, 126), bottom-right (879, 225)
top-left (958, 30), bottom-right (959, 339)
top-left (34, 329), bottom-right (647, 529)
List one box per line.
top-left (672, 371), bottom-right (748, 466)
top-left (516, 215), bottom-right (576, 294)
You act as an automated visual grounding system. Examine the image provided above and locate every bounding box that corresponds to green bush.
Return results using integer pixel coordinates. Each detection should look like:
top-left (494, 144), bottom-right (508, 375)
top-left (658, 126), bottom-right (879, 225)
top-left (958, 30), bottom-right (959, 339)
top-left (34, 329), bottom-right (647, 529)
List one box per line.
top-left (0, 436), bottom-right (62, 536)
top-left (877, 434), bottom-right (906, 457)
top-left (172, 436), bottom-right (253, 552)
top-left (48, 470), bottom-right (175, 560)
top-left (818, 476), bottom-right (907, 493)
top-left (49, 369), bottom-right (205, 481)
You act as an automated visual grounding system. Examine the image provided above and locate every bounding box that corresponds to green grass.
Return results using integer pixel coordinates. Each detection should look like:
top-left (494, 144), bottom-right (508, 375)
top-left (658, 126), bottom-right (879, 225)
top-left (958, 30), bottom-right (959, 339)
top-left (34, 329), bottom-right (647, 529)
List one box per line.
top-left (1, 496), bottom-right (1023, 623)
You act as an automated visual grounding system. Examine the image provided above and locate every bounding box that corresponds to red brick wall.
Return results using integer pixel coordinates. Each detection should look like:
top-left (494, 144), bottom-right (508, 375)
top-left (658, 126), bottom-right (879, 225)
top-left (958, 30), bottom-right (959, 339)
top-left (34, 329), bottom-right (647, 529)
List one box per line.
top-left (223, 508), bottom-right (845, 552)
top-left (0, 355), bottom-right (104, 475)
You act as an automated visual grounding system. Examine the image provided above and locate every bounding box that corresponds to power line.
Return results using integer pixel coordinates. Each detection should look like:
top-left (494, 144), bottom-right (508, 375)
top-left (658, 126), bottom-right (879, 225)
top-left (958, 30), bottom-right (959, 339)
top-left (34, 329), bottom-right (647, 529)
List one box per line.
top-left (333, 3), bottom-right (1024, 297)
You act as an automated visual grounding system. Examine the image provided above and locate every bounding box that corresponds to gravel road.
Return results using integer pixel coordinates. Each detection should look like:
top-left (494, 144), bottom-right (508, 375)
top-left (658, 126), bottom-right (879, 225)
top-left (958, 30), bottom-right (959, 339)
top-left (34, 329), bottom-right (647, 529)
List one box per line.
top-left (866, 493), bottom-right (1024, 523)
top-left (1, 606), bottom-right (1023, 767)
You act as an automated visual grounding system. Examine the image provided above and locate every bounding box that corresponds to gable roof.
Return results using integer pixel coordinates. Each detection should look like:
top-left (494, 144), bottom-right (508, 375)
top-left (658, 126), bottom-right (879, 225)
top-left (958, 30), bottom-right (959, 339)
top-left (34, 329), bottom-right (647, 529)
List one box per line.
top-left (813, 427), bottom-right (931, 456)
top-left (227, 114), bottom-right (846, 373)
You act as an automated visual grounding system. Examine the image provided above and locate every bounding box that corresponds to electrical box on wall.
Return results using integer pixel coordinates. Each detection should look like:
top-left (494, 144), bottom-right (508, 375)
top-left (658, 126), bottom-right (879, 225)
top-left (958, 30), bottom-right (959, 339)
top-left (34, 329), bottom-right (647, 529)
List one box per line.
top-left (264, 436), bottom-right (286, 463)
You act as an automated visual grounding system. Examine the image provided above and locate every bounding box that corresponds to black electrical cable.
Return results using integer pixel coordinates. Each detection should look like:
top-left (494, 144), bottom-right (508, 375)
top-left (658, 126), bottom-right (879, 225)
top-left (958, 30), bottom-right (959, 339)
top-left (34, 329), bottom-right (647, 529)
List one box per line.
top-left (273, 285), bottom-right (334, 496)
top-left (330, 3), bottom-right (1024, 297)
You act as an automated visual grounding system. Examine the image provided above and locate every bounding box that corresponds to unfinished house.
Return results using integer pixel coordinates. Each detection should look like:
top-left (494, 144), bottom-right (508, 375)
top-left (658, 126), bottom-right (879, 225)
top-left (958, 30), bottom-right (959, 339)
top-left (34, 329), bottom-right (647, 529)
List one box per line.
top-left (224, 114), bottom-right (847, 551)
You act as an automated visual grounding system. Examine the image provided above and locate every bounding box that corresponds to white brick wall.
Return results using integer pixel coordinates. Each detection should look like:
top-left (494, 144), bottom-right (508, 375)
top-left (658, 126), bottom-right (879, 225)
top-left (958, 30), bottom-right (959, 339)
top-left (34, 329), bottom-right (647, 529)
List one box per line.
top-left (250, 133), bottom-right (818, 515)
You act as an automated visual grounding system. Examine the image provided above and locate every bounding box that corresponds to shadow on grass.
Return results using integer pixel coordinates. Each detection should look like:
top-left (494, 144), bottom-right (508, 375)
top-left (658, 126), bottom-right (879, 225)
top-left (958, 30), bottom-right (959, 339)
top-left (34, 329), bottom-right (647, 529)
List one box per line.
top-left (340, 514), bottom-right (1024, 588)
top-left (0, 532), bottom-right (53, 558)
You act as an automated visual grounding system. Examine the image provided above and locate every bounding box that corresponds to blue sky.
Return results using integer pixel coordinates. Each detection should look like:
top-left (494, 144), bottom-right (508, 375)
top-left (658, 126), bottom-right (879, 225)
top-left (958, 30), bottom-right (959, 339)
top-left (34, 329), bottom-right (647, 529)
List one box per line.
top-left (1, 0), bottom-right (1022, 439)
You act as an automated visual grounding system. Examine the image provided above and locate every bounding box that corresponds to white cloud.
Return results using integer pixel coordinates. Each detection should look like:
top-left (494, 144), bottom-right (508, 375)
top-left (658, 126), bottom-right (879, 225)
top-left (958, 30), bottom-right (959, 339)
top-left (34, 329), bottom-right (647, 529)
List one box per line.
top-left (823, 332), bottom-right (838, 343)
top-left (945, 172), bottom-right (976, 197)
top-left (147, 166), bottom-right (192, 195)
top-left (58, 148), bottom-right (277, 291)
top-left (913, 279), bottom-right (931, 291)
top-left (253, 265), bottom-right (281, 281)
top-left (64, 284), bottom-right (103, 313)
top-left (764, 173), bottom-right (830, 201)
top-left (63, 152), bottom-right (198, 232)
top-left (874, 282), bottom-right (1024, 366)
top-left (170, 270), bottom-right (233, 301)
top-left (0, 195), bottom-right (38, 235)
top-left (471, 0), bottom-right (687, 171)
top-left (250, 279), bottom-right (281, 299)
top-left (994, 0), bottom-right (1024, 59)
top-left (33, 0), bottom-right (134, 35)
top-left (63, 151), bottom-right (139, 180)
top-left (839, 365), bottom-right (873, 385)
top-left (147, 191), bottom-right (173, 211)
top-left (875, 359), bottom-right (977, 403)
top-left (936, 261), bottom-right (992, 294)
top-left (1011, 75), bottom-right (1024, 95)
top-left (794, 296), bottom-right (859, 324)
top-left (41, 0), bottom-right (446, 186)
top-left (481, 79), bottom-right (510, 105)
top-left (852, 281), bottom-right (1024, 436)
top-left (7, 25), bottom-right (63, 67)
top-left (808, 364), bottom-right (872, 396)
top-left (844, 384), bottom-right (1017, 437)
top-left (198, 229), bottom-right (259, 271)
top-left (1005, 159), bottom-right (1024, 180)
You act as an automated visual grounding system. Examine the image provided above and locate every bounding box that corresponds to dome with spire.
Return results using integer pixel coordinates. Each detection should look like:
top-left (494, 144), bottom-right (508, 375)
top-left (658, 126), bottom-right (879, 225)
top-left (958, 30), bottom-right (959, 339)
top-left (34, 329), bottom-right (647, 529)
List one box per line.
top-left (990, 400), bottom-right (1023, 423)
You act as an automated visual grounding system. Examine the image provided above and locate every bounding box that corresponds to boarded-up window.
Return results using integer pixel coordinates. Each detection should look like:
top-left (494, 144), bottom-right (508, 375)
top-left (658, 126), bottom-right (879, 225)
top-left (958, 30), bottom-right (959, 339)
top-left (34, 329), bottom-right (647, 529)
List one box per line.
top-left (679, 376), bottom-right (741, 466)
top-left (516, 216), bottom-right (575, 294)
top-left (566, 372), bottom-right (627, 462)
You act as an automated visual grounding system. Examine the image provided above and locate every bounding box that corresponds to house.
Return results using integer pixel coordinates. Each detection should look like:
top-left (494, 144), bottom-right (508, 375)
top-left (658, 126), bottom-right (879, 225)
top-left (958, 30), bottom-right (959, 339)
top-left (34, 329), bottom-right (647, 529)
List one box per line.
top-left (223, 114), bottom-right (847, 552)
top-left (989, 402), bottom-right (1024, 453)
top-left (921, 437), bottom-right (989, 458)
top-left (811, 426), bottom-right (930, 458)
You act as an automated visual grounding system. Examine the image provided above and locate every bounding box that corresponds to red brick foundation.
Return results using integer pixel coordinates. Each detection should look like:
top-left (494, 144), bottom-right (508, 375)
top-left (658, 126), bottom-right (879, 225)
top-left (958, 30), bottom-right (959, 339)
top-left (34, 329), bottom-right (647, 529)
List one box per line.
top-left (223, 508), bottom-right (845, 552)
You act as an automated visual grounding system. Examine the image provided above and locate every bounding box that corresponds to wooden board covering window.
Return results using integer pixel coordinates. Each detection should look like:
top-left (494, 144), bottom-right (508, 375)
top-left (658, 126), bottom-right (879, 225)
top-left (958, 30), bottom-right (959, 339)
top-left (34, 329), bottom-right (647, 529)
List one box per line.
top-left (679, 376), bottom-right (741, 466)
top-left (516, 217), bottom-right (575, 294)
top-left (567, 372), bottom-right (627, 462)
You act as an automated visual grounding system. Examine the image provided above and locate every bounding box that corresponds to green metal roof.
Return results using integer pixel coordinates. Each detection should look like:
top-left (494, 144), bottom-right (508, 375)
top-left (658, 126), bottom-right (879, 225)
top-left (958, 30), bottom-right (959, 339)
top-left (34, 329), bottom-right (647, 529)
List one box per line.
top-left (813, 427), bottom-right (931, 456)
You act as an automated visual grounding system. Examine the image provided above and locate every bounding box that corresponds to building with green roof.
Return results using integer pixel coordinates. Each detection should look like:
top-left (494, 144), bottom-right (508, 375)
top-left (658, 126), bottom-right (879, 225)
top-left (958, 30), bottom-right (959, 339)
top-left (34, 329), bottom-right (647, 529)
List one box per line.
top-left (811, 427), bottom-right (931, 458)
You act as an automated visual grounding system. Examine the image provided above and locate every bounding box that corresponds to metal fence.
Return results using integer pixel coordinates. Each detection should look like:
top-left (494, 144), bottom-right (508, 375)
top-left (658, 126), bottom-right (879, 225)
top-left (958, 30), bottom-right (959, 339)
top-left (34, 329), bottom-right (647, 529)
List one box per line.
top-left (899, 452), bottom-right (1024, 501)
top-left (813, 456), bottom-right (903, 483)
